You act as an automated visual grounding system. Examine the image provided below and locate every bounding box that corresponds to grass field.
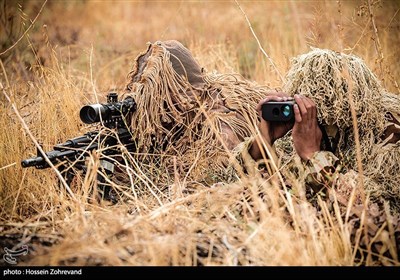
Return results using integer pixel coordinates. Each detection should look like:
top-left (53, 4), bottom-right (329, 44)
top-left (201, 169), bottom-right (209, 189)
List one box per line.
top-left (1, 0), bottom-right (399, 266)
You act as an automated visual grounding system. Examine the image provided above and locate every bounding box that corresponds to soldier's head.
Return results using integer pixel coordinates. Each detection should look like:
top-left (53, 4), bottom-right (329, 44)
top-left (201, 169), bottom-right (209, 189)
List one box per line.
top-left (283, 48), bottom-right (387, 137)
top-left (126, 40), bottom-right (205, 92)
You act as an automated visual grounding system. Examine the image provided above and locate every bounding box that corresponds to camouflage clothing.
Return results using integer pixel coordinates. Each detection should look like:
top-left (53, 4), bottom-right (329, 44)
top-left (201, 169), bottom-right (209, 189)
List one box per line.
top-left (124, 40), bottom-right (266, 188)
top-left (125, 41), bottom-right (400, 263)
top-left (235, 113), bottom-right (400, 205)
top-left (128, 41), bottom-right (400, 208)
top-left (305, 112), bottom-right (400, 200)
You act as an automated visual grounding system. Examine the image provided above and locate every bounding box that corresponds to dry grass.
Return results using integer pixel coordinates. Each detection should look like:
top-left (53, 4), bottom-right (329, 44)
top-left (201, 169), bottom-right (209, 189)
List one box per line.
top-left (0, 0), bottom-right (399, 266)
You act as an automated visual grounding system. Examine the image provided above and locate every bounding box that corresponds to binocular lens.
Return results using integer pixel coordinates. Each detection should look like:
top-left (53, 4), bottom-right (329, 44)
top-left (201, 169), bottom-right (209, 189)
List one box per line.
top-left (272, 108), bottom-right (280, 116)
top-left (281, 105), bottom-right (291, 117)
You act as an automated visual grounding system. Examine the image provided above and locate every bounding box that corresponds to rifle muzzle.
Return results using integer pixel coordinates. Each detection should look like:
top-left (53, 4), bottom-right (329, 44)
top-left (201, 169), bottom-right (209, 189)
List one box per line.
top-left (21, 157), bottom-right (43, 168)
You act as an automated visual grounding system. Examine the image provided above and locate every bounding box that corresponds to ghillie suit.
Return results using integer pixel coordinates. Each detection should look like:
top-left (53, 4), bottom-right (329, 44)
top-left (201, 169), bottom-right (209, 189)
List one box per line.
top-left (122, 40), bottom-right (268, 192)
top-left (279, 48), bottom-right (400, 264)
top-left (119, 41), bottom-right (399, 264)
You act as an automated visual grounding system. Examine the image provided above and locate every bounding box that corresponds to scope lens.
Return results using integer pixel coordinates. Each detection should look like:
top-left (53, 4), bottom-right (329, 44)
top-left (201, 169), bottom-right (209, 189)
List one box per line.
top-left (80, 104), bottom-right (108, 124)
top-left (281, 105), bottom-right (291, 117)
top-left (80, 107), bottom-right (97, 124)
top-left (86, 108), bottom-right (97, 123)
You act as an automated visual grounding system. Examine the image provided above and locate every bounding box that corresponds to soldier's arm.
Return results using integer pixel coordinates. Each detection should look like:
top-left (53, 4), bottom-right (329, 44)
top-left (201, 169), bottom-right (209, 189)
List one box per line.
top-left (233, 136), bottom-right (268, 176)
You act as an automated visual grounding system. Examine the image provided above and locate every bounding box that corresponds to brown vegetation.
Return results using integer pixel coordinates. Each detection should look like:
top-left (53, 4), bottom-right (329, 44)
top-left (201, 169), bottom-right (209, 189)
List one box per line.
top-left (0, 0), bottom-right (399, 266)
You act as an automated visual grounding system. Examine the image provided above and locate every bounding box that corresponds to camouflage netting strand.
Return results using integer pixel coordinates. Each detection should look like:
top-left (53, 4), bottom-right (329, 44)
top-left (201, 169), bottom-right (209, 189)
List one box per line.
top-left (123, 40), bottom-right (268, 189)
top-left (281, 48), bottom-right (400, 207)
top-left (284, 48), bottom-right (387, 134)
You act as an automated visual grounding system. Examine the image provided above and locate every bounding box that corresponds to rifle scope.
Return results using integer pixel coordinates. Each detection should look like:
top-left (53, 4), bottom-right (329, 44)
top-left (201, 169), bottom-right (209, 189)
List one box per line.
top-left (79, 93), bottom-right (136, 126)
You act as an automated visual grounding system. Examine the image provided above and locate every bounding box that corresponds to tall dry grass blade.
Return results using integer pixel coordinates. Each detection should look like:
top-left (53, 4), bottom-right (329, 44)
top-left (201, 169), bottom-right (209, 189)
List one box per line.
top-left (0, 82), bottom-right (77, 201)
top-left (0, 162), bottom-right (16, 171)
top-left (336, 0), bottom-right (344, 51)
top-left (342, 65), bottom-right (371, 262)
top-left (385, 8), bottom-right (399, 30)
top-left (0, 0), bottom-right (48, 56)
top-left (234, 0), bottom-right (284, 83)
top-left (89, 44), bottom-right (100, 104)
top-left (0, 59), bottom-right (10, 87)
top-left (11, 169), bottom-right (27, 215)
top-left (342, 67), bottom-right (365, 201)
top-left (384, 202), bottom-right (399, 263)
top-left (367, 0), bottom-right (384, 81)
top-left (253, 124), bottom-right (299, 233)
top-left (349, 17), bottom-right (371, 54)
